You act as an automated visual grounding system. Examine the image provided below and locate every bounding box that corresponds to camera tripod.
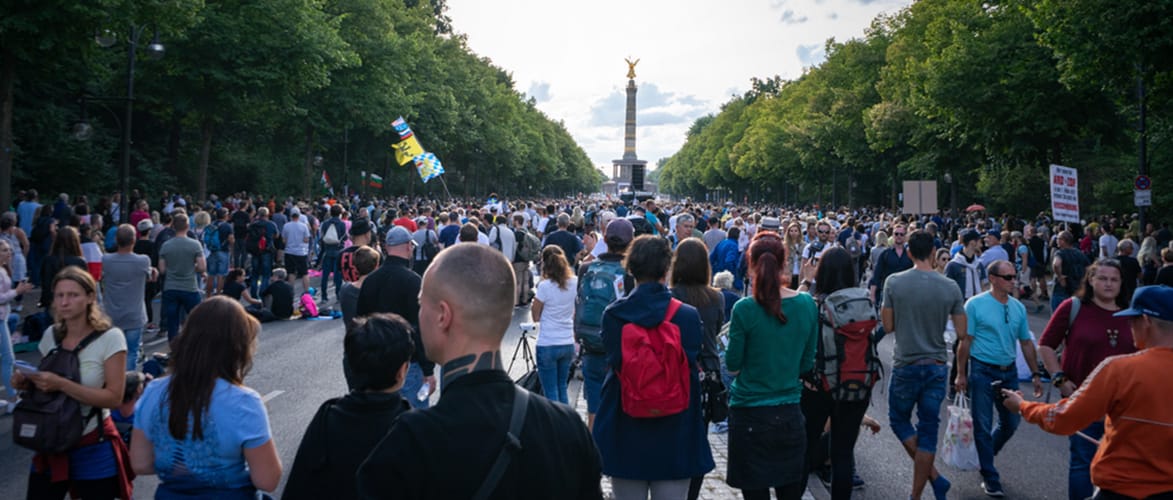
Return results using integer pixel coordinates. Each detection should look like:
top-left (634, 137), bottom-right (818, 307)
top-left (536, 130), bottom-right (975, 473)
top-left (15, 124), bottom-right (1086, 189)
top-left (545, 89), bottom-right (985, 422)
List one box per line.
top-left (507, 326), bottom-right (536, 374)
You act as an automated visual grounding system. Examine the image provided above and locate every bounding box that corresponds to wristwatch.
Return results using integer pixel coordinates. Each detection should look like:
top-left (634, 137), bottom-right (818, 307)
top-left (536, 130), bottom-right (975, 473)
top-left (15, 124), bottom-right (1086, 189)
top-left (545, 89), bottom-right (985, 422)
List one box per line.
top-left (801, 280), bottom-right (814, 289)
top-left (1051, 371), bottom-right (1067, 387)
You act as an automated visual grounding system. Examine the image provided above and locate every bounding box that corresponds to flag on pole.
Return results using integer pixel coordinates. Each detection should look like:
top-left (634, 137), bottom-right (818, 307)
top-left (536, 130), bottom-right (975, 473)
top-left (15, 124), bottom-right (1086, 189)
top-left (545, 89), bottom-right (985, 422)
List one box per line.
top-left (393, 136), bottom-right (425, 166)
top-left (413, 153), bottom-right (445, 183)
top-left (368, 173), bottom-right (383, 189)
top-left (391, 116), bottom-right (414, 140)
top-left (320, 170), bottom-right (333, 195)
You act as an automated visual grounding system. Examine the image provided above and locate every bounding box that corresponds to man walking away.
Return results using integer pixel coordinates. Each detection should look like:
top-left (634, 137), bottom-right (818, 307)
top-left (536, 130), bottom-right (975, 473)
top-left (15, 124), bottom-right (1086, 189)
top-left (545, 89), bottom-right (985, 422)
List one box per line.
top-left (247, 207), bottom-right (279, 298)
top-left (102, 224), bottom-right (156, 369)
top-left (357, 244), bottom-right (603, 499)
top-left (204, 208), bottom-right (233, 296)
top-left (882, 229), bottom-right (966, 500)
top-left (955, 260), bottom-right (1044, 497)
top-left (318, 204), bottom-right (346, 302)
top-left (282, 208), bottom-right (312, 293)
top-left (158, 213), bottom-right (205, 344)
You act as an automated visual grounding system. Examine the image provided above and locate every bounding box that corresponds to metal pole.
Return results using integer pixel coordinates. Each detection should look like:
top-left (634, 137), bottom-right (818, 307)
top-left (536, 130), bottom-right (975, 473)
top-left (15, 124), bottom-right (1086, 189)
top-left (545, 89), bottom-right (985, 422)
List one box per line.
top-left (119, 26), bottom-right (139, 224)
top-left (1137, 72), bottom-right (1147, 235)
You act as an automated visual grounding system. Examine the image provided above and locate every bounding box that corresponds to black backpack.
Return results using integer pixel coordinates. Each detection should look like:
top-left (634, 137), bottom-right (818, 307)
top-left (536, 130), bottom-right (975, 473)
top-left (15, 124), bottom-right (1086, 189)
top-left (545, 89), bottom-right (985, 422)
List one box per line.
top-left (12, 329), bottom-right (107, 454)
top-left (246, 220), bottom-right (270, 255)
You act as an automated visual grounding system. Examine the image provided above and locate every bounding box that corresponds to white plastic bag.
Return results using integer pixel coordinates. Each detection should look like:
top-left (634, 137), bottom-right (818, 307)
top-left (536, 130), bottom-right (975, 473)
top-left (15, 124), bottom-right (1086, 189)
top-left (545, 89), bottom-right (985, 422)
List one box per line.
top-left (941, 394), bottom-right (980, 470)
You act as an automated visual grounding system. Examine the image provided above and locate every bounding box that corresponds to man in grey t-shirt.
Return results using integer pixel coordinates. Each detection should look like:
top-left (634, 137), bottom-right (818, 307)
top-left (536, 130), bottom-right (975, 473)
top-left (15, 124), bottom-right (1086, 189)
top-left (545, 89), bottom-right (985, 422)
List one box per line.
top-left (102, 224), bottom-right (156, 369)
top-left (159, 213), bottom-right (206, 343)
top-left (881, 229), bottom-right (967, 500)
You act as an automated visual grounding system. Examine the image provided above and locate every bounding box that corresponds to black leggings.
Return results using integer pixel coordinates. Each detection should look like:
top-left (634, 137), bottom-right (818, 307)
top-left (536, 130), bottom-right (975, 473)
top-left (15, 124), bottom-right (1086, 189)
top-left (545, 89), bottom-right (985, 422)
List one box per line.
top-left (741, 483), bottom-right (805, 500)
top-left (27, 473), bottom-right (118, 500)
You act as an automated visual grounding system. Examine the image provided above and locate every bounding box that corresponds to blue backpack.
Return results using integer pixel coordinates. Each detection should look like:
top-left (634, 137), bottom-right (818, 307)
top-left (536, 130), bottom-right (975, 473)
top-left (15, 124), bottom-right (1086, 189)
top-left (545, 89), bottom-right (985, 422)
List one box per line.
top-left (202, 221), bottom-right (226, 252)
top-left (575, 260), bottom-right (626, 353)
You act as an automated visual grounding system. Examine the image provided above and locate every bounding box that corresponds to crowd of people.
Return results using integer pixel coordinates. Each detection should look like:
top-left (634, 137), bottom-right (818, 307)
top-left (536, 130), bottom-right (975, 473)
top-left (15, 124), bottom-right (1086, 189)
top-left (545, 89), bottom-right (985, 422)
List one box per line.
top-left (2, 186), bottom-right (1172, 499)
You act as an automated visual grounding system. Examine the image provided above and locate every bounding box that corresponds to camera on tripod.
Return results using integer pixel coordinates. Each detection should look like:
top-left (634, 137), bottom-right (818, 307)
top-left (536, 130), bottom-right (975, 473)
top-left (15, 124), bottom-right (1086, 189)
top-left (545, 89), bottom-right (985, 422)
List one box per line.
top-left (519, 322), bottom-right (537, 333)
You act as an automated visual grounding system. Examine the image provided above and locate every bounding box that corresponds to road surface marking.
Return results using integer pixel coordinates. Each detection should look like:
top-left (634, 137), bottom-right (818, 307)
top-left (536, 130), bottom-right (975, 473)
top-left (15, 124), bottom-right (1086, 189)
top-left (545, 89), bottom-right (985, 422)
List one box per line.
top-left (261, 390), bottom-right (285, 403)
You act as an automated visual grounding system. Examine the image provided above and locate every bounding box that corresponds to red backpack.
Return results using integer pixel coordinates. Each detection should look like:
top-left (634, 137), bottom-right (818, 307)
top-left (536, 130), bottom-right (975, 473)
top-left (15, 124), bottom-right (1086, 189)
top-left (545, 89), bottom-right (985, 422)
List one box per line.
top-left (619, 299), bottom-right (691, 418)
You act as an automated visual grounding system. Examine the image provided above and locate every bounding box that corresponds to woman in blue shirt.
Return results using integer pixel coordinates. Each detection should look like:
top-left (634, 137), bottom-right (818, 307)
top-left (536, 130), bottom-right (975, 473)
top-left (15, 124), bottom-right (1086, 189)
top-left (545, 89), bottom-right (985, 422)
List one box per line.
top-left (130, 296), bottom-right (281, 498)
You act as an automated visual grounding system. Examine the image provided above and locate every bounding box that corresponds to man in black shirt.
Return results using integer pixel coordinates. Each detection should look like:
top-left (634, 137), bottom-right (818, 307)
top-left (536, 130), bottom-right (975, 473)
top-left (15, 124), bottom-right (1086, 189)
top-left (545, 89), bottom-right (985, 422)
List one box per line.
top-left (356, 226), bottom-right (435, 408)
top-left (357, 244), bottom-right (602, 500)
top-left (260, 268), bottom-right (294, 319)
top-left (543, 213), bottom-right (583, 267)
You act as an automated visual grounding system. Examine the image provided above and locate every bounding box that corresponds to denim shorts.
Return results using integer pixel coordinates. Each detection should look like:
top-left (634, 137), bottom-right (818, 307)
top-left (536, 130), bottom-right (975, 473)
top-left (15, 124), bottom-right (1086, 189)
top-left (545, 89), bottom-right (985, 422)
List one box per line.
top-left (887, 363), bottom-right (948, 453)
top-left (207, 251), bottom-right (229, 276)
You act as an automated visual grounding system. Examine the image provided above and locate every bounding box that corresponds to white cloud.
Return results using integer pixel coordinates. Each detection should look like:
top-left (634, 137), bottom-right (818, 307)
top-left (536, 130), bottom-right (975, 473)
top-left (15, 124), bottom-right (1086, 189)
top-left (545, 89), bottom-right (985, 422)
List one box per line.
top-left (447, 0), bottom-right (910, 170)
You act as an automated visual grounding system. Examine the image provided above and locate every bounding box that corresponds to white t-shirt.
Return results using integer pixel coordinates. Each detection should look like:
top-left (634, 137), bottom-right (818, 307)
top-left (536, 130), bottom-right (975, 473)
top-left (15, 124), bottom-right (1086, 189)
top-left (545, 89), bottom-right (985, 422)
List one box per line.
top-left (534, 277), bottom-right (577, 346)
top-left (39, 327), bottom-right (127, 434)
top-left (1099, 234), bottom-right (1118, 259)
top-left (281, 220), bottom-right (311, 256)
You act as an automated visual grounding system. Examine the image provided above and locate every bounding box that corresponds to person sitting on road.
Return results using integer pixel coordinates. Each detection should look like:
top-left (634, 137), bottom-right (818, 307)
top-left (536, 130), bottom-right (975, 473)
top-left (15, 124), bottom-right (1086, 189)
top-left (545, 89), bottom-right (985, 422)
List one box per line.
top-left (285, 313), bottom-right (416, 500)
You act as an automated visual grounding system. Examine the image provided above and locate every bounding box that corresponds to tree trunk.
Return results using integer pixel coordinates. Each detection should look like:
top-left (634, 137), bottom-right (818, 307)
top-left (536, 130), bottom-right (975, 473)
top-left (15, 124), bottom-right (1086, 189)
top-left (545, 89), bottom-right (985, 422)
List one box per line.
top-left (303, 124), bottom-right (314, 200)
top-left (167, 116), bottom-right (182, 178)
top-left (0, 48), bottom-right (15, 212)
top-left (198, 119), bottom-right (213, 202)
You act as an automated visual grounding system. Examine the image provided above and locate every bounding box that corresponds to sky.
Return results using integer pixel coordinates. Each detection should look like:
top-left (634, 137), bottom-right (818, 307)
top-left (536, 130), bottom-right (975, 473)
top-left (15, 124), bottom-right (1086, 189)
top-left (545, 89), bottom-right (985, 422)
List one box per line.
top-left (446, 0), bottom-right (912, 175)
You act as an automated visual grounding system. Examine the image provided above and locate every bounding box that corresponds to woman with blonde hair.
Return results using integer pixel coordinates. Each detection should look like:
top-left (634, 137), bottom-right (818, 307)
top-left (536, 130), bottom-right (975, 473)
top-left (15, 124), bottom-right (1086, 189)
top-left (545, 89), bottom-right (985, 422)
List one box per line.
top-left (1138, 236), bottom-right (1159, 285)
top-left (130, 296), bottom-right (281, 497)
top-left (0, 239), bottom-right (33, 410)
top-left (869, 230), bottom-right (889, 279)
top-left (531, 245), bottom-right (578, 404)
top-left (15, 266), bottom-right (130, 498)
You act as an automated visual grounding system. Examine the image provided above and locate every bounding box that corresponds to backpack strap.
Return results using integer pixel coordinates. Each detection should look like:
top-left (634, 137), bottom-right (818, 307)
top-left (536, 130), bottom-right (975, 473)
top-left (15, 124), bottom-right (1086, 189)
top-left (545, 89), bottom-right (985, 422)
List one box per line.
top-left (1067, 298), bottom-right (1081, 336)
top-left (471, 386), bottom-right (529, 500)
top-left (74, 329), bottom-right (108, 353)
top-left (664, 298), bottom-right (683, 322)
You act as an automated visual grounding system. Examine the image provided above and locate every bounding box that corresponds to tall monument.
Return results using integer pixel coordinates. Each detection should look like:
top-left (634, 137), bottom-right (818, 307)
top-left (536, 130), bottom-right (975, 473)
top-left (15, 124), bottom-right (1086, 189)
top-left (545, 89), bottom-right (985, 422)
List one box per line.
top-left (612, 58), bottom-right (648, 192)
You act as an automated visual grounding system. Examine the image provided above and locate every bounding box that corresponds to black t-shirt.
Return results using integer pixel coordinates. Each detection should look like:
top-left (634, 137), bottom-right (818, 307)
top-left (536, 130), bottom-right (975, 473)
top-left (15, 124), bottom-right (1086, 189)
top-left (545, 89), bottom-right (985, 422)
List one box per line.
top-left (1028, 236), bottom-right (1046, 269)
top-left (133, 240), bottom-right (157, 266)
top-left (223, 281), bottom-right (246, 301)
top-left (1118, 256), bottom-right (1142, 288)
top-left (232, 210), bottom-right (251, 239)
top-left (1156, 265), bottom-right (1173, 288)
top-left (262, 281), bottom-right (295, 319)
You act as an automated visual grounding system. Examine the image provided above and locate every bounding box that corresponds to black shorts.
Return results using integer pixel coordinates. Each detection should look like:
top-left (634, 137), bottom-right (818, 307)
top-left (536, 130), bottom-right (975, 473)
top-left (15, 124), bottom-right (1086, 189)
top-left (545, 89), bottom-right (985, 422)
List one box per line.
top-left (285, 254), bottom-right (308, 278)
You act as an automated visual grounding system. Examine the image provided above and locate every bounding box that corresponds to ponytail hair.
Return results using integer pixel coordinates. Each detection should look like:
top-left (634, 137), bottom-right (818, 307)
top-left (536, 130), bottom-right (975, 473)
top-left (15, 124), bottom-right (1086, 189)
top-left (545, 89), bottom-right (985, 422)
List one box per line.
top-left (748, 231), bottom-right (787, 324)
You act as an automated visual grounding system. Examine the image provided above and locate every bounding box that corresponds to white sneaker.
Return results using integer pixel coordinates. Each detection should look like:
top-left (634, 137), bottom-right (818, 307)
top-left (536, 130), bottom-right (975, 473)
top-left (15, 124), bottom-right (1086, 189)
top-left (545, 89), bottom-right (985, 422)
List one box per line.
top-left (3, 399), bottom-right (16, 414)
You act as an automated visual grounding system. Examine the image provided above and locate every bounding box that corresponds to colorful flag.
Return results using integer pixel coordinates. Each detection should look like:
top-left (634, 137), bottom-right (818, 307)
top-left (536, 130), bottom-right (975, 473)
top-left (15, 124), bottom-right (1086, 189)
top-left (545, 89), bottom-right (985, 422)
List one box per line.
top-left (391, 116), bottom-right (414, 140)
top-left (413, 152), bottom-right (445, 183)
top-left (393, 135), bottom-right (425, 165)
top-left (368, 173), bottom-right (383, 189)
top-left (320, 170), bottom-right (333, 195)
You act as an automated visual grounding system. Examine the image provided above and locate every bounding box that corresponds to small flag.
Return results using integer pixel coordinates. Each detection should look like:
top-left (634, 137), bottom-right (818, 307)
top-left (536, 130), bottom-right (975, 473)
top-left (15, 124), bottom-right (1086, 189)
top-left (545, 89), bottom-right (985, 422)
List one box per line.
top-left (368, 173), bottom-right (383, 189)
top-left (413, 152), bottom-right (445, 183)
top-left (320, 170), bottom-right (333, 195)
top-left (391, 116), bottom-right (414, 140)
top-left (393, 135), bottom-right (425, 165)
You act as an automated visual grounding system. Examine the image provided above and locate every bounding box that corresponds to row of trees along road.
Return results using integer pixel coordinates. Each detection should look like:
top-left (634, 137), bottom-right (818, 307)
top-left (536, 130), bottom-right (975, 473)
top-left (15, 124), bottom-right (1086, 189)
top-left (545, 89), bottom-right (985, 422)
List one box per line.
top-left (657, 0), bottom-right (1172, 223)
top-left (0, 0), bottom-right (604, 211)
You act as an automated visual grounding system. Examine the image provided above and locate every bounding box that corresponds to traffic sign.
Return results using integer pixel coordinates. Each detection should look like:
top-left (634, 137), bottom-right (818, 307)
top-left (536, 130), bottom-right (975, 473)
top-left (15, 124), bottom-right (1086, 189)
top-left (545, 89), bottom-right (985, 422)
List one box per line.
top-left (1136, 175), bottom-right (1151, 191)
top-left (1135, 189), bottom-right (1152, 207)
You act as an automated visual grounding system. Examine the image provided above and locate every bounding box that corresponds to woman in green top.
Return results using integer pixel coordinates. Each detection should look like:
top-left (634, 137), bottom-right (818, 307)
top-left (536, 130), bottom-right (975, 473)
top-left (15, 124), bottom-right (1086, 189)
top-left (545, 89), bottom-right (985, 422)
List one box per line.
top-left (724, 231), bottom-right (819, 500)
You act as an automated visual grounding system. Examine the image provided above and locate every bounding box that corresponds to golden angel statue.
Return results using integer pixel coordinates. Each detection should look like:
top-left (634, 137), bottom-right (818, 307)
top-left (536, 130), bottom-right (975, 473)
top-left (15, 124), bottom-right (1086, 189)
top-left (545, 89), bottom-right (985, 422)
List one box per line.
top-left (625, 58), bottom-right (639, 79)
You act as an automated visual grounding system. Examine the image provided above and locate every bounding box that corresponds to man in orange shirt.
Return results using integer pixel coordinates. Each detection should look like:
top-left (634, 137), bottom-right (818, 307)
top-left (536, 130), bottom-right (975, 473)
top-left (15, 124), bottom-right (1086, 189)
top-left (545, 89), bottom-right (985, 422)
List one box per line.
top-left (1003, 285), bottom-right (1173, 500)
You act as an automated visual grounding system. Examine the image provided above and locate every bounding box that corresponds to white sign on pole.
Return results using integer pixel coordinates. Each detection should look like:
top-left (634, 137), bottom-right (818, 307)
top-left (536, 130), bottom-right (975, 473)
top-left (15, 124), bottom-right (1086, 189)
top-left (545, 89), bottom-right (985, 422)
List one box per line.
top-left (1050, 164), bottom-right (1080, 223)
top-left (1135, 190), bottom-right (1152, 207)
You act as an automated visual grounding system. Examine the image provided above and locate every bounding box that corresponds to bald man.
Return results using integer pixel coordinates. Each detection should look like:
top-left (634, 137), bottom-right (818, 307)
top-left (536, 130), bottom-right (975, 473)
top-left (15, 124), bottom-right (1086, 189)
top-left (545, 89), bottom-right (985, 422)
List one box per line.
top-left (356, 245), bottom-right (602, 499)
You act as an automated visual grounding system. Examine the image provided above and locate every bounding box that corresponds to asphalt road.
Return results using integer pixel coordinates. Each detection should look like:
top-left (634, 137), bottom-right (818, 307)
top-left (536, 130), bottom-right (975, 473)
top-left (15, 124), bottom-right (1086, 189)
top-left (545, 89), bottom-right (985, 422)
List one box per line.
top-left (0, 292), bottom-right (1075, 499)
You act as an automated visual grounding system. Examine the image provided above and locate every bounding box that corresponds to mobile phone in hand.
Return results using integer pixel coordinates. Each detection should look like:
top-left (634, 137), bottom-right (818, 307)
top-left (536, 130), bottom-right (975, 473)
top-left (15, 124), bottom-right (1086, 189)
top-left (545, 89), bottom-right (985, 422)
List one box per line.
top-left (14, 360), bottom-right (38, 376)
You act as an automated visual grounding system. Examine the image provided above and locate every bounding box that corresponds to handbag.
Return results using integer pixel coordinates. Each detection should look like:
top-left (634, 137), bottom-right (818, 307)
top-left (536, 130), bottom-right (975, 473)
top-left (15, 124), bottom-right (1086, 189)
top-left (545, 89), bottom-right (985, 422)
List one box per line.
top-left (940, 393), bottom-right (980, 470)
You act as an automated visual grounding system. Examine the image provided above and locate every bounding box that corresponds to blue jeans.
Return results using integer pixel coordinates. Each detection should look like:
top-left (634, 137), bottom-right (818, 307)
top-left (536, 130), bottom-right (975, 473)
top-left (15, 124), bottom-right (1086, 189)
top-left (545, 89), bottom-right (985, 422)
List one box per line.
top-left (1069, 420), bottom-right (1103, 500)
top-left (536, 344), bottom-right (575, 404)
top-left (250, 253), bottom-right (273, 297)
top-left (400, 362), bottom-right (430, 409)
top-left (319, 254), bottom-right (341, 300)
top-left (580, 352), bottom-right (607, 414)
top-left (162, 290), bottom-right (202, 342)
top-left (888, 363), bottom-right (949, 453)
top-left (207, 251), bottom-right (229, 276)
top-left (968, 360), bottom-right (1022, 483)
top-left (1052, 287), bottom-right (1071, 312)
top-left (0, 318), bottom-right (14, 399)
top-left (123, 328), bottom-right (143, 370)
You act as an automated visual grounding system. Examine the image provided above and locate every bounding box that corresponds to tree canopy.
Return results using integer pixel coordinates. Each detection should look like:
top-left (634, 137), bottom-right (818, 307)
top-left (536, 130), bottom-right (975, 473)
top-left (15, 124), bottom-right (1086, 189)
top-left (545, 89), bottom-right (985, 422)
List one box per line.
top-left (658, 0), bottom-right (1171, 221)
top-left (1, 0), bottom-right (601, 208)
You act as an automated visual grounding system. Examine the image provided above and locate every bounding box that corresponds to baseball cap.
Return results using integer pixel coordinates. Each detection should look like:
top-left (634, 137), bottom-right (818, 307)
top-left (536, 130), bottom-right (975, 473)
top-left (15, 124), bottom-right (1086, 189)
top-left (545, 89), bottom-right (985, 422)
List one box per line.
top-left (605, 218), bottom-right (634, 245)
top-left (290, 207), bottom-right (300, 217)
top-left (1114, 285), bottom-right (1173, 320)
top-left (137, 219), bottom-right (153, 232)
top-left (987, 230), bottom-right (1001, 238)
top-left (349, 218), bottom-right (372, 237)
top-left (385, 226), bottom-right (416, 247)
top-left (760, 216), bottom-right (781, 232)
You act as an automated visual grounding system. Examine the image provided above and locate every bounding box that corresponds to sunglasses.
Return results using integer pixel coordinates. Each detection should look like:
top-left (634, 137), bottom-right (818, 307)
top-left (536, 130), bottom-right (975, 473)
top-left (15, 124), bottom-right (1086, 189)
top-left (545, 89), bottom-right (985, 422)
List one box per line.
top-left (894, 232), bottom-right (906, 236)
top-left (817, 229), bottom-right (829, 234)
top-left (991, 272), bottom-right (1017, 281)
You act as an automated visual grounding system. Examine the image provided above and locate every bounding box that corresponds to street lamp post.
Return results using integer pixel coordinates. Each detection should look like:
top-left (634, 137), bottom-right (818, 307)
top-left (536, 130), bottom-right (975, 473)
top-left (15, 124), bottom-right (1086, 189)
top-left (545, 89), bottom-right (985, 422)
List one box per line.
top-left (97, 26), bottom-right (163, 224)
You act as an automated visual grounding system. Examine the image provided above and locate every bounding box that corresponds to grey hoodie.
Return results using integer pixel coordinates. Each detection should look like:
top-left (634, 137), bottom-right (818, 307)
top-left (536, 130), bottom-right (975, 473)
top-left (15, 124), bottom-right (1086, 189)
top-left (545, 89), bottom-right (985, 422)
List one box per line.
top-left (945, 251), bottom-right (986, 299)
